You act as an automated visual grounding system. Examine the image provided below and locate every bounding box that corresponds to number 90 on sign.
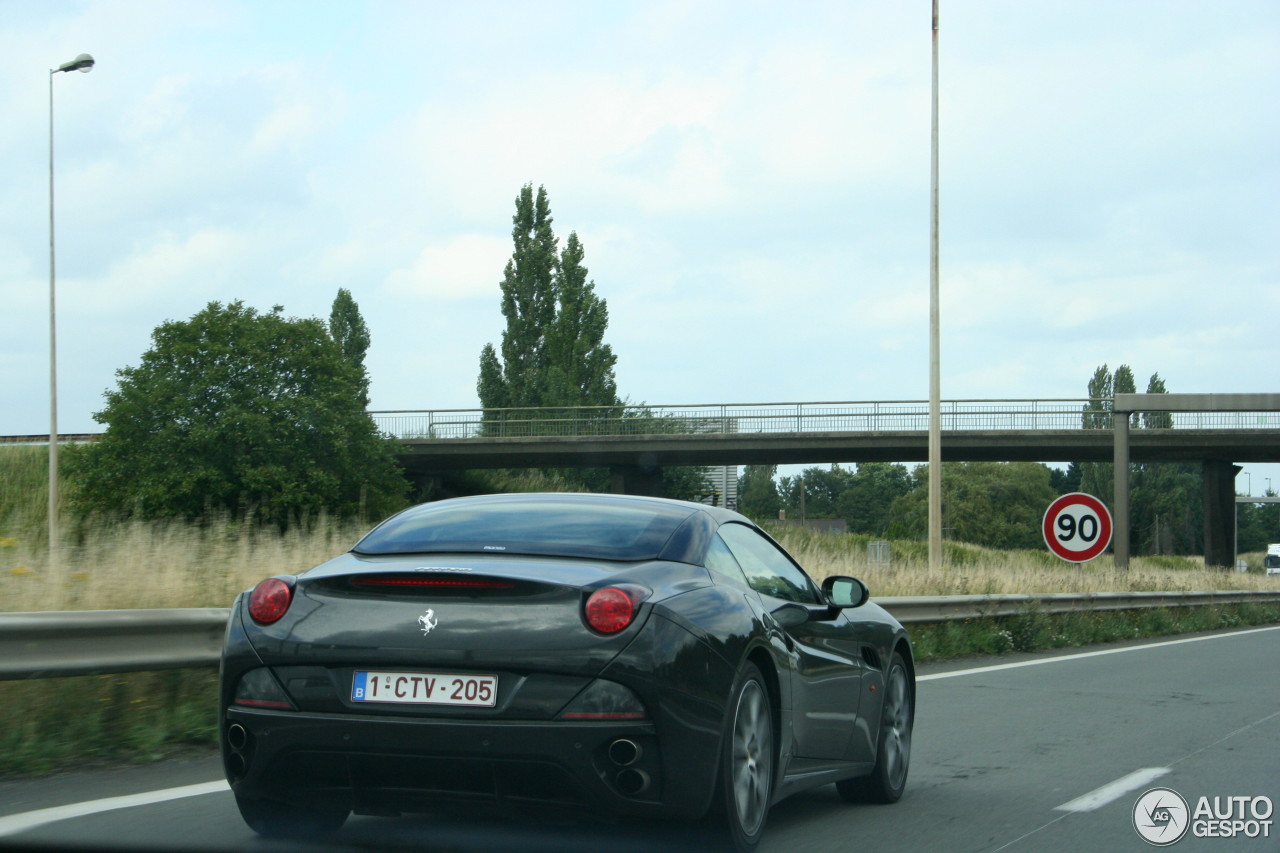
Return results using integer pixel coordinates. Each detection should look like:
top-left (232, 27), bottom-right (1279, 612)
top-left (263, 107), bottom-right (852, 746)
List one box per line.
top-left (1042, 493), bottom-right (1112, 563)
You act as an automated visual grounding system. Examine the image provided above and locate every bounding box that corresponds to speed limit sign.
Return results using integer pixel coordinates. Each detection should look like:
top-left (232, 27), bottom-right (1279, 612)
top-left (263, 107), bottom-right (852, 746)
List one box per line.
top-left (1043, 493), bottom-right (1112, 563)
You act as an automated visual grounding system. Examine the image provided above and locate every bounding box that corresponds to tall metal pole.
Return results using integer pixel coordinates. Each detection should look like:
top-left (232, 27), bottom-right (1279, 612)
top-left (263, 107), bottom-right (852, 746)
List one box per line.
top-left (928, 0), bottom-right (943, 570)
top-left (48, 68), bottom-right (59, 557)
top-left (47, 53), bottom-right (94, 559)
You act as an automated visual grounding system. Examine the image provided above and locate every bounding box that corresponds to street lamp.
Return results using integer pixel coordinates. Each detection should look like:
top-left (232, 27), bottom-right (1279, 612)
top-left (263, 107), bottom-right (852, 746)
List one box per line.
top-left (48, 52), bottom-right (94, 556)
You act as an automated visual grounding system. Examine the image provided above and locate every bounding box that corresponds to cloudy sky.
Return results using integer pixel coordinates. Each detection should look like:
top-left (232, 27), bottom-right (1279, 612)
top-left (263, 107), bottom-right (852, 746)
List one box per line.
top-left (2, 1), bottom-right (1277, 489)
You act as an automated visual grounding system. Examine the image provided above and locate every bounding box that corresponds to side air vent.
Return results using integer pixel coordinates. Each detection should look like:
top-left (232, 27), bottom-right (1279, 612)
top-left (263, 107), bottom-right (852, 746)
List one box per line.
top-left (861, 646), bottom-right (883, 670)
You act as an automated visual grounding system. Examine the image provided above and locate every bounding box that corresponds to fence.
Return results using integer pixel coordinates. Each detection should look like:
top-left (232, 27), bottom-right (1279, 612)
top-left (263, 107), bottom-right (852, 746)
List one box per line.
top-left (368, 400), bottom-right (1280, 442)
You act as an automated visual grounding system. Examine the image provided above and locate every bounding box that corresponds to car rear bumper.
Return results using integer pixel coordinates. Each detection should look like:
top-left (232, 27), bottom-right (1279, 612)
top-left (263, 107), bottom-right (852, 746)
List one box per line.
top-left (223, 705), bottom-right (709, 820)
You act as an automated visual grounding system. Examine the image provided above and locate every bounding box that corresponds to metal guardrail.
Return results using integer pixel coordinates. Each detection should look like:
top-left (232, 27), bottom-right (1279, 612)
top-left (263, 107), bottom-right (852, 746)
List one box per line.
top-left (367, 399), bottom-right (1280, 441)
top-left (879, 590), bottom-right (1280, 624)
top-left (3, 591), bottom-right (1278, 680)
top-left (0, 608), bottom-right (229, 681)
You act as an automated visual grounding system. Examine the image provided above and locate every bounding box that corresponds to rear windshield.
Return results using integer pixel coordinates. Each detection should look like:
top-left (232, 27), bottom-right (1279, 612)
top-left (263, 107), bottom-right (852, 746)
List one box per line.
top-left (353, 495), bottom-right (698, 562)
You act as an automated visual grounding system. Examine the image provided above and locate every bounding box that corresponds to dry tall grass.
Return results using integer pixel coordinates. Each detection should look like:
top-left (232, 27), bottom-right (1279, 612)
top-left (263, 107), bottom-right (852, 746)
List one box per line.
top-left (2, 444), bottom-right (1273, 613)
top-left (769, 526), bottom-right (1276, 598)
top-left (1, 517), bottom-right (368, 612)
top-left (2, 513), bottom-right (1274, 614)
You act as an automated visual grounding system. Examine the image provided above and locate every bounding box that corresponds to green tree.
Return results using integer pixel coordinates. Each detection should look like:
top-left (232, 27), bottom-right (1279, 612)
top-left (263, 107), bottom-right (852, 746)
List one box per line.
top-left (1050, 463), bottom-right (1082, 494)
top-left (886, 462), bottom-right (1058, 550)
top-left (1128, 372), bottom-right (1199, 554)
top-left (70, 301), bottom-right (408, 524)
top-left (1141, 373), bottom-right (1174, 429)
top-left (543, 232), bottom-right (618, 409)
top-left (1075, 366), bottom-right (1201, 556)
top-left (836, 462), bottom-right (913, 535)
top-left (737, 464), bottom-right (781, 522)
top-left (328, 288), bottom-right (371, 408)
top-left (1082, 364), bottom-right (1113, 429)
top-left (780, 465), bottom-right (856, 519)
top-left (1114, 364), bottom-right (1137, 427)
top-left (1238, 494), bottom-right (1280, 554)
top-left (478, 184), bottom-right (565, 413)
top-left (475, 184), bottom-right (686, 494)
top-left (1079, 363), bottom-right (1124, 505)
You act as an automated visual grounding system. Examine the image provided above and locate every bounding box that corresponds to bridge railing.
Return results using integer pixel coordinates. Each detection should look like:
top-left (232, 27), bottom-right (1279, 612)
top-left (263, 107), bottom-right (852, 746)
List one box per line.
top-left (6, 400), bottom-right (1274, 446)
top-left (368, 400), bottom-right (1280, 441)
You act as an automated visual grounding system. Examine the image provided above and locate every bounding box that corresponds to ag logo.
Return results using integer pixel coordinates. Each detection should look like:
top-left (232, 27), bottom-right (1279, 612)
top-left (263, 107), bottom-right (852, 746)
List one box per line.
top-left (417, 609), bottom-right (438, 635)
top-left (1134, 787), bottom-right (1190, 846)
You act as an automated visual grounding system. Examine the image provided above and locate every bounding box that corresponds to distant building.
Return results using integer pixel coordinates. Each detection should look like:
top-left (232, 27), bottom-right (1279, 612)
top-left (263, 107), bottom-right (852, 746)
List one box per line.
top-left (680, 415), bottom-right (739, 510)
top-left (697, 465), bottom-right (739, 510)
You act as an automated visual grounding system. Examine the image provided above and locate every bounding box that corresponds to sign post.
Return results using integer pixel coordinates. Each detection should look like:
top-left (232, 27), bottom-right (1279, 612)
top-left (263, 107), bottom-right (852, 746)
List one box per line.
top-left (1043, 492), bottom-right (1113, 564)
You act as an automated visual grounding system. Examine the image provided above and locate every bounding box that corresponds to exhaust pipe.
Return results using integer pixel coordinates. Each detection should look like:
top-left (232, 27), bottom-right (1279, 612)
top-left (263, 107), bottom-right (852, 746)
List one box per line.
top-left (227, 752), bottom-right (247, 779)
top-left (227, 723), bottom-right (249, 751)
top-left (608, 738), bottom-right (642, 766)
top-left (616, 767), bottom-right (650, 796)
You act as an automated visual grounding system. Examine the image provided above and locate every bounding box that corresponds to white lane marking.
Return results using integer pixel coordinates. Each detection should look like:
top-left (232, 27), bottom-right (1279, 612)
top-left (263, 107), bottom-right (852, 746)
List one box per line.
top-left (917, 624), bottom-right (1280, 682)
top-left (1054, 767), bottom-right (1170, 813)
top-left (0, 780), bottom-right (229, 837)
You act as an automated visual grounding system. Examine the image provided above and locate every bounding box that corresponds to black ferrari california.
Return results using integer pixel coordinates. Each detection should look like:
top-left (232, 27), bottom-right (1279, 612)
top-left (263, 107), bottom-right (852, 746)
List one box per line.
top-left (220, 493), bottom-right (914, 851)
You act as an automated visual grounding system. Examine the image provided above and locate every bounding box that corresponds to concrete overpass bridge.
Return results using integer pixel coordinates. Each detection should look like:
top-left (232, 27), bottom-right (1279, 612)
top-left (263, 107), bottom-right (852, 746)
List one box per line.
top-left (9, 396), bottom-right (1275, 567)
top-left (377, 396), bottom-right (1278, 471)
top-left (375, 395), bottom-right (1280, 568)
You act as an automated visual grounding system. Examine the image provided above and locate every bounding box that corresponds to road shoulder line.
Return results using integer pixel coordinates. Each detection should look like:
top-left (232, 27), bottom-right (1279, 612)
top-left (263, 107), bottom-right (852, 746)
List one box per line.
top-left (0, 779), bottom-right (228, 837)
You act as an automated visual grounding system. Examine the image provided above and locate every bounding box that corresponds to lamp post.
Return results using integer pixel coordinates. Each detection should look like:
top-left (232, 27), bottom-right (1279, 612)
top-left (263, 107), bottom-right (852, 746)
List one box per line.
top-left (927, 0), bottom-right (942, 570)
top-left (48, 52), bottom-right (94, 557)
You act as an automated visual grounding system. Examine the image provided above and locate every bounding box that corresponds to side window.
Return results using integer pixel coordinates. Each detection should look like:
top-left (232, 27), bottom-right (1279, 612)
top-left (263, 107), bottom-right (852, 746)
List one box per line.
top-left (704, 534), bottom-right (749, 586)
top-left (718, 523), bottom-right (820, 604)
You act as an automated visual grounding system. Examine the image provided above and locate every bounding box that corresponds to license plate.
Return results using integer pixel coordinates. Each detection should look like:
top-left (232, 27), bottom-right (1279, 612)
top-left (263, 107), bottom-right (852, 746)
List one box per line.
top-left (351, 671), bottom-right (497, 707)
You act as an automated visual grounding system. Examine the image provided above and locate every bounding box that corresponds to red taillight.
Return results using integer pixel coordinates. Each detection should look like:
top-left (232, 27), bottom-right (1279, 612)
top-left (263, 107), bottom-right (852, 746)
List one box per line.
top-left (248, 578), bottom-right (293, 624)
top-left (585, 586), bottom-right (646, 634)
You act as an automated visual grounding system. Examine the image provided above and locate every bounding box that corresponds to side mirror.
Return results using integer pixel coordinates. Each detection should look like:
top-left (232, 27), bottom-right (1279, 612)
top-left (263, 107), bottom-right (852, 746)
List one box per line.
top-left (822, 576), bottom-right (870, 609)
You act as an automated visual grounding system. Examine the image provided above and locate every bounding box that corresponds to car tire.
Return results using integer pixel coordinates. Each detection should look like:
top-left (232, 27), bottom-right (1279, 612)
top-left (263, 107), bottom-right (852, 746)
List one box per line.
top-left (711, 662), bottom-right (774, 852)
top-left (235, 793), bottom-right (348, 837)
top-left (837, 651), bottom-right (912, 804)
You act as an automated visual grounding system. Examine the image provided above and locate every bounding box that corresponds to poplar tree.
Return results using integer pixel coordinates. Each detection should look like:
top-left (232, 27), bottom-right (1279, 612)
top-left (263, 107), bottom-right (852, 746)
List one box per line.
top-left (1080, 364), bottom-right (1120, 504)
top-left (1075, 365), bottom-right (1201, 555)
top-left (544, 231), bottom-right (618, 408)
top-left (329, 288), bottom-right (371, 408)
top-left (478, 184), bottom-right (560, 412)
top-left (477, 184), bottom-right (620, 416)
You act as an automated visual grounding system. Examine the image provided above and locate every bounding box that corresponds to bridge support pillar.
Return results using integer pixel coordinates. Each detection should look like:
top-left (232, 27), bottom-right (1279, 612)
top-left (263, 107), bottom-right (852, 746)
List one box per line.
top-left (1112, 411), bottom-right (1131, 570)
top-left (1203, 460), bottom-right (1242, 569)
top-left (609, 465), bottom-right (666, 498)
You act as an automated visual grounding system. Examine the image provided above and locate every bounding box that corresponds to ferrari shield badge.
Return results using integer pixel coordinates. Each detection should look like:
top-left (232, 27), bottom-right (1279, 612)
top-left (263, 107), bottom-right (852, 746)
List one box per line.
top-left (417, 609), bottom-right (438, 635)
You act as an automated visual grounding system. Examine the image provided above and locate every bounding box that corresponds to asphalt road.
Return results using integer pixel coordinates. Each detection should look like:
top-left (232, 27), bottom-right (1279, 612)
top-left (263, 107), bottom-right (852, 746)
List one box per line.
top-left (2, 625), bottom-right (1277, 853)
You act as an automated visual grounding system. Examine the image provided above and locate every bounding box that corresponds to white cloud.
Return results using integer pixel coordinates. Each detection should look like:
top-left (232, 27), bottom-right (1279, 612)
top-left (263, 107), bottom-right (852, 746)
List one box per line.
top-left (78, 228), bottom-right (251, 312)
top-left (0, 0), bottom-right (1277, 435)
top-left (383, 234), bottom-right (511, 301)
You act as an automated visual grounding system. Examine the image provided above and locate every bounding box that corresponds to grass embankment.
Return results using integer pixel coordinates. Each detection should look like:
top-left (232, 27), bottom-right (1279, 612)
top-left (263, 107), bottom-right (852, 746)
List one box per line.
top-left (1, 445), bottom-right (1277, 774)
top-left (769, 525), bottom-right (1280, 661)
